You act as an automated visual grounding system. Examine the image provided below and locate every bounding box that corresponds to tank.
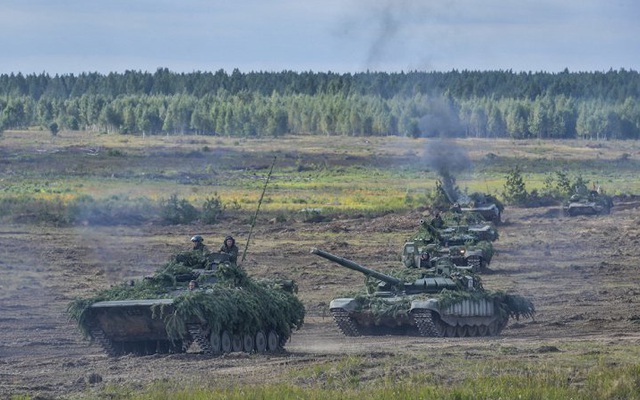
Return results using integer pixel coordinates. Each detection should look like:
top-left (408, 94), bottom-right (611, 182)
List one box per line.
top-left (563, 190), bottom-right (613, 216)
top-left (312, 248), bottom-right (534, 338)
top-left (68, 252), bottom-right (305, 357)
top-left (401, 215), bottom-right (495, 272)
top-left (458, 192), bottom-right (504, 224)
top-left (435, 178), bottom-right (505, 224)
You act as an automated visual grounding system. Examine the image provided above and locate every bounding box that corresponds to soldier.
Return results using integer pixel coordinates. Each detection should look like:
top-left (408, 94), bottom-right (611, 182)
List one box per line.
top-left (430, 212), bottom-right (444, 229)
top-left (191, 235), bottom-right (209, 254)
top-left (419, 252), bottom-right (431, 269)
top-left (219, 235), bottom-right (239, 264)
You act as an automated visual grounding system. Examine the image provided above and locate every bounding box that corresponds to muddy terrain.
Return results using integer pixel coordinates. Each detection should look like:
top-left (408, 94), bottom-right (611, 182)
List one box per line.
top-left (1, 200), bottom-right (640, 398)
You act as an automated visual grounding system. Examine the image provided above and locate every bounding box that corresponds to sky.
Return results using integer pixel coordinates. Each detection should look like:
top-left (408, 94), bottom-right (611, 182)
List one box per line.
top-left (0, 0), bottom-right (638, 76)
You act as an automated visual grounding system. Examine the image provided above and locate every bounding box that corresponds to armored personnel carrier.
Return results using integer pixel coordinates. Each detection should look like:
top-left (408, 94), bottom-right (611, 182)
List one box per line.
top-left (68, 253), bottom-right (305, 357)
top-left (312, 248), bottom-right (533, 338)
top-left (563, 190), bottom-right (613, 216)
top-left (402, 215), bottom-right (495, 272)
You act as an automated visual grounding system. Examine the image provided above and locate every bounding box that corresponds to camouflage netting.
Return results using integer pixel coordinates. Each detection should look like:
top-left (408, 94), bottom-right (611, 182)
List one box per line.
top-left (413, 217), bottom-right (498, 246)
top-left (67, 254), bottom-right (305, 342)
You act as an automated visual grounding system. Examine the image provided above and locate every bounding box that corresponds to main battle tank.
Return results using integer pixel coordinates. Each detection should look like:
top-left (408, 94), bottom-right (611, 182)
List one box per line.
top-left (312, 248), bottom-right (534, 338)
top-left (434, 178), bottom-right (505, 224)
top-left (458, 192), bottom-right (504, 224)
top-left (68, 252), bottom-right (305, 357)
top-left (563, 190), bottom-right (613, 216)
top-left (402, 215), bottom-right (495, 272)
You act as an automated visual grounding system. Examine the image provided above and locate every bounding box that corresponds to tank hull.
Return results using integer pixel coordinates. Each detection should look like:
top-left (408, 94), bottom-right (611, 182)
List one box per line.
top-left (563, 201), bottom-right (611, 216)
top-left (329, 297), bottom-right (507, 338)
top-left (460, 204), bottom-right (502, 224)
top-left (86, 297), bottom-right (287, 357)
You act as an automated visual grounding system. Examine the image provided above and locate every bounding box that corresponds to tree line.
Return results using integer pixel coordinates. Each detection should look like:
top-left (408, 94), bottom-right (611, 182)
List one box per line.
top-left (0, 68), bottom-right (638, 139)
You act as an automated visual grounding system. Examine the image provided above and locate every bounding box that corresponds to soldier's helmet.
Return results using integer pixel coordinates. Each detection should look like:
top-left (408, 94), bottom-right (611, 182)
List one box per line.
top-left (191, 235), bottom-right (204, 243)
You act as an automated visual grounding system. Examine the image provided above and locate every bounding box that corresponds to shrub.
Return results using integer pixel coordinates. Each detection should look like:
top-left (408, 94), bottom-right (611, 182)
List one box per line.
top-left (160, 194), bottom-right (199, 225)
top-left (201, 193), bottom-right (224, 224)
top-left (502, 166), bottom-right (529, 206)
top-left (555, 171), bottom-right (572, 197)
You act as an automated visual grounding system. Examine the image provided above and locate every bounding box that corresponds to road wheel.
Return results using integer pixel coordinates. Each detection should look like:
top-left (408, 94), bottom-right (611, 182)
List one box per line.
top-left (242, 333), bottom-right (255, 353)
top-left (255, 331), bottom-right (267, 353)
top-left (444, 324), bottom-right (456, 337)
top-left (232, 334), bottom-right (243, 352)
top-left (220, 331), bottom-right (232, 353)
top-left (457, 325), bottom-right (469, 337)
top-left (467, 325), bottom-right (479, 337)
top-left (209, 332), bottom-right (222, 354)
top-left (267, 330), bottom-right (279, 351)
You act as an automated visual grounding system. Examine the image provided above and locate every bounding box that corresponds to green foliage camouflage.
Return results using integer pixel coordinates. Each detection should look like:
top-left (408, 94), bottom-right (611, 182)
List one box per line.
top-left (349, 285), bottom-right (534, 324)
top-left (346, 266), bottom-right (534, 324)
top-left (407, 215), bottom-right (496, 266)
top-left (67, 254), bottom-right (305, 342)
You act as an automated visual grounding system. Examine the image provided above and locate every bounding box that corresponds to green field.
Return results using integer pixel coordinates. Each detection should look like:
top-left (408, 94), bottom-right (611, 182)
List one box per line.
top-left (2, 130), bottom-right (638, 223)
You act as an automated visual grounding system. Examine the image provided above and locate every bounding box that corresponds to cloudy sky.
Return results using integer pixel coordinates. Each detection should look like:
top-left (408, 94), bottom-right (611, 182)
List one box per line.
top-left (1, 0), bottom-right (638, 75)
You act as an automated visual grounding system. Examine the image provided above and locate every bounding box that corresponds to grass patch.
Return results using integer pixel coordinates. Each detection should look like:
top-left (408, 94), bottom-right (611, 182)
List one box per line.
top-left (2, 132), bottom-right (639, 225)
top-left (66, 344), bottom-right (640, 399)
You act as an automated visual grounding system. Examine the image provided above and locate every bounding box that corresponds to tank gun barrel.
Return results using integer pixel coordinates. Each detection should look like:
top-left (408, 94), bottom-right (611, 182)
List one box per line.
top-left (311, 248), bottom-right (403, 286)
top-left (420, 219), bottom-right (443, 242)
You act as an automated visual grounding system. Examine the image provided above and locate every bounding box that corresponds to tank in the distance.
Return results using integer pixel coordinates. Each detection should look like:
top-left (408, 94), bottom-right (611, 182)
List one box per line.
top-left (312, 248), bottom-right (534, 338)
top-left (563, 189), bottom-right (613, 216)
top-left (434, 178), bottom-right (505, 224)
top-left (68, 252), bottom-right (305, 357)
top-left (401, 213), bottom-right (496, 273)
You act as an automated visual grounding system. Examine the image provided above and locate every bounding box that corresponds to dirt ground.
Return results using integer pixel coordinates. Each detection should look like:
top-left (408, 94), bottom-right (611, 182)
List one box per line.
top-left (2, 200), bottom-right (640, 399)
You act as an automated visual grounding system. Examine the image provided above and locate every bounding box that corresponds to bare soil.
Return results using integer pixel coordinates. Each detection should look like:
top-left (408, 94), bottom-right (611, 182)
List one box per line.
top-left (2, 201), bottom-right (640, 398)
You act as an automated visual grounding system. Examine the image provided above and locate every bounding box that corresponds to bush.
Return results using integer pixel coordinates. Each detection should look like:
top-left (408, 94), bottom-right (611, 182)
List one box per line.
top-left (502, 166), bottom-right (529, 206)
top-left (201, 193), bottom-right (224, 224)
top-left (160, 194), bottom-right (199, 225)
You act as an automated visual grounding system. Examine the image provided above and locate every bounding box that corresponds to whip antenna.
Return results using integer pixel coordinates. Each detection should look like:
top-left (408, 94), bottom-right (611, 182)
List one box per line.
top-left (240, 156), bottom-right (276, 264)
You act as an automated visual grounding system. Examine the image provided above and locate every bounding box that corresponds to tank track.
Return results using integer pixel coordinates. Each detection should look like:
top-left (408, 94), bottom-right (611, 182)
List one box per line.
top-left (187, 324), bottom-right (213, 354)
top-left (90, 325), bottom-right (121, 357)
top-left (331, 310), bottom-right (361, 337)
top-left (412, 310), bottom-right (442, 337)
top-left (90, 323), bottom-right (190, 357)
top-left (413, 310), bottom-right (509, 337)
top-left (90, 320), bottom-right (286, 357)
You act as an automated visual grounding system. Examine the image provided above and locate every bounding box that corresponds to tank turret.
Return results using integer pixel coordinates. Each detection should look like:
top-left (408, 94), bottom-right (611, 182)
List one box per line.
top-left (311, 248), bottom-right (465, 295)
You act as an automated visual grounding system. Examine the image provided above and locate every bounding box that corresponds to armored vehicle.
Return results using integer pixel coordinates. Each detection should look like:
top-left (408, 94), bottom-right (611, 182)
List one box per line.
top-left (434, 178), bottom-right (505, 224)
top-left (68, 253), bottom-right (305, 357)
top-left (563, 190), bottom-right (613, 216)
top-left (402, 215), bottom-right (495, 272)
top-left (312, 248), bottom-right (534, 338)
top-left (458, 192), bottom-right (504, 224)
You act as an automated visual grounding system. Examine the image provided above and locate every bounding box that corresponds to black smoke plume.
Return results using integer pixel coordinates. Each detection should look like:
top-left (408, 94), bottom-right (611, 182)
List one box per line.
top-left (422, 140), bottom-right (472, 203)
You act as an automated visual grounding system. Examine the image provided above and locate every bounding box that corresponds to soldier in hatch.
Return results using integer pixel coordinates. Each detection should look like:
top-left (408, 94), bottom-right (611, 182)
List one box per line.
top-left (430, 212), bottom-right (444, 229)
top-left (191, 235), bottom-right (209, 254)
top-left (219, 235), bottom-right (239, 264)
